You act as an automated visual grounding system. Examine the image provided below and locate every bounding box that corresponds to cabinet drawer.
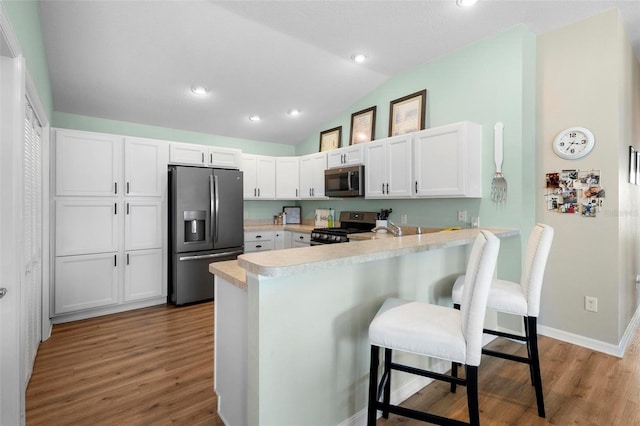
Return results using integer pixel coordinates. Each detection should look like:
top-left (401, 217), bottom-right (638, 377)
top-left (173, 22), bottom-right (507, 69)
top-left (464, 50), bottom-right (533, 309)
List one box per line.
top-left (244, 240), bottom-right (275, 252)
top-left (244, 230), bottom-right (274, 242)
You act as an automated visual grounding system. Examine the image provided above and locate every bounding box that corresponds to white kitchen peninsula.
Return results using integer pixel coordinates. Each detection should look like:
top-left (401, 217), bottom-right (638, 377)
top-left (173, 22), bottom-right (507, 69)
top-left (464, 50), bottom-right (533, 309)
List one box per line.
top-left (210, 228), bottom-right (518, 426)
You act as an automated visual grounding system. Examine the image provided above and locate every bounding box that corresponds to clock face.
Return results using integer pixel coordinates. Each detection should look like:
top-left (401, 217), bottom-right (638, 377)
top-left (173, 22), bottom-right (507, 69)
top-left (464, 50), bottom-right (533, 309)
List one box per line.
top-left (553, 127), bottom-right (595, 160)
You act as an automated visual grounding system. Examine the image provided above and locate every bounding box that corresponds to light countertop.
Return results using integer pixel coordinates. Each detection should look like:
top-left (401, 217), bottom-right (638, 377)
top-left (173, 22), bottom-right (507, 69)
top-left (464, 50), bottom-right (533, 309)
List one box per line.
top-left (210, 227), bottom-right (519, 288)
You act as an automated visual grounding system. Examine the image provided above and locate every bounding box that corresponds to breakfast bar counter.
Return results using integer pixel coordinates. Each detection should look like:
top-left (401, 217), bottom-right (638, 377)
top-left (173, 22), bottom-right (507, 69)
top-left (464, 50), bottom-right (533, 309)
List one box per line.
top-left (210, 228), bottom-right (519, 426)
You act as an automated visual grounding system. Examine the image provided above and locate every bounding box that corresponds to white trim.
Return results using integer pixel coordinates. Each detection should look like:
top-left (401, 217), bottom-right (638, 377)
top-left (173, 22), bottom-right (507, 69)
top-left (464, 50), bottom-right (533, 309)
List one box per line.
top-left (538, 306), bottom-right (640, 358)
top-left (50, 298), bottom-right (167, 324)
top-left (0, 1), bottom-right (22, 58)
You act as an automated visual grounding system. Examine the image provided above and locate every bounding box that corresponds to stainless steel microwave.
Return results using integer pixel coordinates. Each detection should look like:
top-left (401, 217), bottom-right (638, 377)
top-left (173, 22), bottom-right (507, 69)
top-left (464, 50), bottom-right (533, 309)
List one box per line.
top-left (324, 165), bottom-right (364, 197)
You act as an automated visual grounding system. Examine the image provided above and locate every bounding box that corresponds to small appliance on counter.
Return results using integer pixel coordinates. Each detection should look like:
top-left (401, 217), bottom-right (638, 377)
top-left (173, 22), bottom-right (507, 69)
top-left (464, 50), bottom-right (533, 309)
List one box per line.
top-left (311, 211), bottom-right (377, 245)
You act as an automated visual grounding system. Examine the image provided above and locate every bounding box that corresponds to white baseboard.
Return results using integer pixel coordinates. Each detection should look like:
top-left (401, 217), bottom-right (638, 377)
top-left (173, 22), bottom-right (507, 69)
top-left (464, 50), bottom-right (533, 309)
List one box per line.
top-left (538, 306), bottom-right (640, 358)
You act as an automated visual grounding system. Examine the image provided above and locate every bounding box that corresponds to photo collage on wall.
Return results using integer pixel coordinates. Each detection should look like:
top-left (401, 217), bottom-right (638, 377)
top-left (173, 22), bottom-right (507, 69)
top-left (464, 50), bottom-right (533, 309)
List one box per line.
top-left (545, 169), bottom-right (604, 217)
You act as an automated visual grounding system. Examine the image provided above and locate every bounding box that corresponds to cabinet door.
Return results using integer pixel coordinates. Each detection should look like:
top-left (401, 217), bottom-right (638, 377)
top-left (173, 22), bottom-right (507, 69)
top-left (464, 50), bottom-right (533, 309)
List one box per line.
top-left (54, 252), bottom-right (119, 314)
top-left (256, 156), bottom-right (276, 199)
top-left (274, 231), bottom-right (286, 250)
top-left (124, 249), bottom-right (164, 301)
top-left (413, 122), bottom-right (481, 198)
top-left (208, 147), bottom-right (242, 169)
top-left (125, 137), bottom-right (168, 197)
top-left (169, 142), bottom-right (206, 165)
top-left (299, 155), bottom-right (314, 199)
top-left (326, 149), bottom-right (345, 169)
top-left (56, 199), bottom-right (119, 256)
top-left (386, 135), bottom-right (413, 198)
top-left (364, 140), bottom-right (386, 198)
top-left (241, 154), bottom-right (258, 199)
top-left (124, 199), bottom-right (163, 250)
top-left (310, 153), bottom-right (327, 198)
top-left (276, 157), bottom-right (299, 199)
top-left (343, 145), bottom-right (364, 166)
top-left (55, 129), bottom-right (121, 197)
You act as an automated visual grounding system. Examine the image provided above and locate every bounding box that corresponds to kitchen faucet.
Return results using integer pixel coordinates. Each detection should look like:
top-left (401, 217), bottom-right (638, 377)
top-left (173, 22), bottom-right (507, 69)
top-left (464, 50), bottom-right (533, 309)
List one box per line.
top-left (372, 221), bottom-right (403, 237)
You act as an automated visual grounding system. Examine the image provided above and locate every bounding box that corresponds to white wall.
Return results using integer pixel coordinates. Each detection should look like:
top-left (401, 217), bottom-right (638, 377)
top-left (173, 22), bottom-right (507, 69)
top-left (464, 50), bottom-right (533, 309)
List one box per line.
top-left (537, 9), bottom-right (640, 346)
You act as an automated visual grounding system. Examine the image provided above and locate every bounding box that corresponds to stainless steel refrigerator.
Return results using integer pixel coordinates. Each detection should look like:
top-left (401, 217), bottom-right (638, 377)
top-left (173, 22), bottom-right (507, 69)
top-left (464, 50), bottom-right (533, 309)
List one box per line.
top-left (169, 165), bottom-right (244, 305)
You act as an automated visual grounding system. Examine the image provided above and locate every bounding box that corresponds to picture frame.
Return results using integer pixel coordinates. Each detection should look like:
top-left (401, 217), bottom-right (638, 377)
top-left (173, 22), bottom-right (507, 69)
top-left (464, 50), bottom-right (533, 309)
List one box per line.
top-left (388, 89), bottom-right (427, 136)
top-left (319, 126), bottom-right (342, 152)
top-left (349, 106), bottom-right (376, 144)
top-left (630, 146), bottom-right (637, 184)
top-left (283, 206), bottom-right (301, 224)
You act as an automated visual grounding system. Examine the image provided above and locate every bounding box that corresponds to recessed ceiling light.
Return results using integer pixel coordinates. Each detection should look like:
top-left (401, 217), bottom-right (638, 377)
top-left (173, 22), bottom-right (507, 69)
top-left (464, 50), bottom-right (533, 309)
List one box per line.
top-left (456, 0), bottom-right (478, 7)
top-left (288, 109), bottom-right (301, 117)
top-left (248, 114), bottom-right (261, 122)
top-left (191, 85), bottom-right (209, 95)
top-left (351, 53), bottom-right (367, 63)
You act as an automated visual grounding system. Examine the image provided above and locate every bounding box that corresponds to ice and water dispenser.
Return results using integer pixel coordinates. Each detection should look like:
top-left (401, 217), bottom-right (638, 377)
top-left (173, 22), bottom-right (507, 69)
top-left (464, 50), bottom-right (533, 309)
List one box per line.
top-left (183, 210), bottom-right (206, 243)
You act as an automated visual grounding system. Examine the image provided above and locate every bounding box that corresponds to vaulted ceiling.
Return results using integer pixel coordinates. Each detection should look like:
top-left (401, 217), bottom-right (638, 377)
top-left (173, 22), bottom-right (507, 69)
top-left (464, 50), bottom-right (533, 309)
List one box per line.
top-left (39, 1), bottom-right (640, 145)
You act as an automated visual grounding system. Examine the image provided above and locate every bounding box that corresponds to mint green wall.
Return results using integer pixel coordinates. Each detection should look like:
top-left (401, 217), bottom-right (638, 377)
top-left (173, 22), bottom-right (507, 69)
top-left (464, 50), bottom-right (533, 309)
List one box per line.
top-left (3, 0), bottom-right (53, 118)
top-left (53, 111), bottom-right (295, 156)
top-left (295, 26), bottom-right (537, 282)
top-left (295, 27), bottom-right (535, 232)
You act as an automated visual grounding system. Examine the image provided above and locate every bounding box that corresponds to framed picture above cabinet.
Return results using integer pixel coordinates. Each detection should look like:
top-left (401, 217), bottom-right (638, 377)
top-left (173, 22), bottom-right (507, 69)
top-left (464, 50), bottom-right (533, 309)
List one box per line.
top-left (388, 89), bottom-right (427, 136)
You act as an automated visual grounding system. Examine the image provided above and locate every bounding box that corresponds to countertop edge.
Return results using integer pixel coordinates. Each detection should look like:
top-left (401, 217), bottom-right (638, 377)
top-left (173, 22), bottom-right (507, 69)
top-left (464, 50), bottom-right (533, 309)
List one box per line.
top-left (237, 228), bottom-right (518, 279)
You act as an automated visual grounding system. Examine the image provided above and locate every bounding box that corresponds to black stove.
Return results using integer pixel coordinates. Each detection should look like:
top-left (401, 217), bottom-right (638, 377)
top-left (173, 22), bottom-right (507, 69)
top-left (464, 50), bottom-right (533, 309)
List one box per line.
top-left (311, 211), bottom-right (378, 245)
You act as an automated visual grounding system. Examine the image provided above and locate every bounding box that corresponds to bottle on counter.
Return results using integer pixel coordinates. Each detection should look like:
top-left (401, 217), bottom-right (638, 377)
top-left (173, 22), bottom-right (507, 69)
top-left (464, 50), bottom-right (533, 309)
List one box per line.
top-left (282, 212), bottom-right (287, 225)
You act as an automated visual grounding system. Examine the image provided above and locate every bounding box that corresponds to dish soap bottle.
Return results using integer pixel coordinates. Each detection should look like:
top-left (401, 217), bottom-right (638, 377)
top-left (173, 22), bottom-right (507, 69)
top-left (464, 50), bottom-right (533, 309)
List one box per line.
top-left (328, 211), bottom-right (334, 228)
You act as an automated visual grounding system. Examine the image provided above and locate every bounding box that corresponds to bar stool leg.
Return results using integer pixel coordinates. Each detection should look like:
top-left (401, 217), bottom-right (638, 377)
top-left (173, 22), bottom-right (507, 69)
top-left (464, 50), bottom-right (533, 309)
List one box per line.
top-left (527, 317), bottom-right (546, 418)
top-left (368, 345), bottom-right (379, 426)
top-left (466, 365), bottom-right (480, 426)
top-left (383, 348), bottom-right (392, 418)
top-left (451, 303), bottom-right (461, 393)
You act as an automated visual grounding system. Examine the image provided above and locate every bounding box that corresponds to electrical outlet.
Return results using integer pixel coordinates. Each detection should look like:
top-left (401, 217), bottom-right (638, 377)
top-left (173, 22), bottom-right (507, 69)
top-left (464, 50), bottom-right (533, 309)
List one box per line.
top-left (585, 296), bottom-right (598, 312)
top-left (244, 211), bottom-right (249, 220)
top-left (457, 210), bottom-right (467, 222)
top-left (400, 214), bottom-right (408, 225)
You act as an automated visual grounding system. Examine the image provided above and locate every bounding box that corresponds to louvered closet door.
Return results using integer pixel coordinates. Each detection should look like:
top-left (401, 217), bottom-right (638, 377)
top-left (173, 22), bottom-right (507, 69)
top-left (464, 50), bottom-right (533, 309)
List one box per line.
top-left (23, 103), bottom-right (42, 382)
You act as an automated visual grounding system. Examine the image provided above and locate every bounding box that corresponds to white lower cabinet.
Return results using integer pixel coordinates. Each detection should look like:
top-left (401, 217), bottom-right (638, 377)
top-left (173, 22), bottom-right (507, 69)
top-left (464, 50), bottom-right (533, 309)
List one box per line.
top-left (290, 231), bottom-right (310, 248)
top-left (54, 252), bottom-right (119, 314)
top-left (244, 230), bottom-right (275, 252)
top-left (124, 249), bottom-right (164, 302)
top-left (274, 231), bottom-right (287, 250)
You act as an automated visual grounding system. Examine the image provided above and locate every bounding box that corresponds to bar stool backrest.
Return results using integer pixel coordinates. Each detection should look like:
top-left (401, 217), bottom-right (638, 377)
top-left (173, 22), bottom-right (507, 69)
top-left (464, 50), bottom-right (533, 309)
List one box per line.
top-left (520, 224), bottom-right (554, 317)
top-left (460, 230), bottom-right (500, 366)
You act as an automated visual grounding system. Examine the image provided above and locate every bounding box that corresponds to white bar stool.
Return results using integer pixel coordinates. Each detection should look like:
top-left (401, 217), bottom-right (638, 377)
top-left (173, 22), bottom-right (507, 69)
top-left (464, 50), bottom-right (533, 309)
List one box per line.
top-left (451, 223), bottom-right (554, 418)
top-left (367, 230), bottom-right (500, 426)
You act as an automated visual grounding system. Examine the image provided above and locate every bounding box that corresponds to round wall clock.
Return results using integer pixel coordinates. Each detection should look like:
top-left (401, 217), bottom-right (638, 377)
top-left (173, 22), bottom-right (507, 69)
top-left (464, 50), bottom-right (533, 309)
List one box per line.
top-left (552, 127), bottom-right (595, 160)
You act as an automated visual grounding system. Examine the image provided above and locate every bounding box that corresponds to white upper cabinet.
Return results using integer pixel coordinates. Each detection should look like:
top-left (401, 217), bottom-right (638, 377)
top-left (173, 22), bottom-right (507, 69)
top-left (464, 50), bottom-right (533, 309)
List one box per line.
top-left (276, 157), bottom-right (300, 199)
top-left (413, 121), bottom-right (482, 198)
top-left (169, 142), bottom-right (207, 166)
top-left (242, 154), bottom-right (276, 199)
top-left (364, 135), bottom-right (413, 199)
top-left (207, 146), bottom-right (242, 169)
top-left (55, 129), bottom-right (121, 197)
top-left (299, 152), bottom-right (327, 199)
top-left (326, 145), bottom-right (364, 169)
top-left (124, 137), bottom-right (168, 197)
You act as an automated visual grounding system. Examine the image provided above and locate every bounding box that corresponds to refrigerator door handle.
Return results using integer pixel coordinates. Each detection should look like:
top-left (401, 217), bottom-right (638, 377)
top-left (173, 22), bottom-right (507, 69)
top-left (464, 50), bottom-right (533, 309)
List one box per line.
top-left (179, 251), bottom-right (243, 261)
top-left (209, 174), bottom-right (215, 243)
top-left (214, 174), bottom-right (220, 243)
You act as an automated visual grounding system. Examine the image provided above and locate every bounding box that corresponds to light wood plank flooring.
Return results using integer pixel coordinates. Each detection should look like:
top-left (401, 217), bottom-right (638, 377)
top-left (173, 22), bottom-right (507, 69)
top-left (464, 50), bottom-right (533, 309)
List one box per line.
top-left (26, 302), bottom-right (223, 426)
top-left (27, 302), bottom-right (640, 425)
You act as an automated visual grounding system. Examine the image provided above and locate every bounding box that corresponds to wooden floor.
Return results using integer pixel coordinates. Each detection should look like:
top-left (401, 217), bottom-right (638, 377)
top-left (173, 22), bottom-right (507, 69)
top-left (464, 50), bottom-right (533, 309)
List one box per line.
top-left (27, 302), bottom-right (640, 425)
top-left (26, 302), bottom-right (224, 426)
